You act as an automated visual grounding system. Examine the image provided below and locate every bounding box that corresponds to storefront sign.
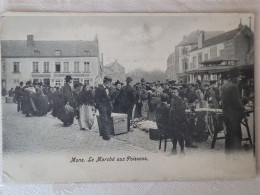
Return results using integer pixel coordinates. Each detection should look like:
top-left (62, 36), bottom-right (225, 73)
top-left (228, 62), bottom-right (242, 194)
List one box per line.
top-left (54, 73), bottom-right (91, 77)
top-left (31, 73), bottom-right (51, 78)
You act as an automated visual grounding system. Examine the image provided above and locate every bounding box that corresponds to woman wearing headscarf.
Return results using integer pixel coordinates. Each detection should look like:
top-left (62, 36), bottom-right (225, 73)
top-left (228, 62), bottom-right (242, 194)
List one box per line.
top-left (78, 84), bottom-right (95, 130)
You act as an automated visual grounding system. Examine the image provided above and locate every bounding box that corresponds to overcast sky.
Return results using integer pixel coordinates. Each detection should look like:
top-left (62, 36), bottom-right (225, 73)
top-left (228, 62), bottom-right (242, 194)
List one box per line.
top-left (0, 13), bottom-right (254, 73)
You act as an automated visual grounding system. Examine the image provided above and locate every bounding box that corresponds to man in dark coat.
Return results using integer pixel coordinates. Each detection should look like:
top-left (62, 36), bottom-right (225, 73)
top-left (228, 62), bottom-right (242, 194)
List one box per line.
top-left (155, 93), bottom-right (170, 140)
top-left (133, 82), bottom-right (142, 118)
top-left (169, 87), bottom-right (188, 154)
top-left (61, 75), bottom-right (75, 126)
top-left (95, 76), bottom-right (113, 140)
top-left (119, 76), bottom-right (136, 131)
top-left (14, 82), bottom-right (24, 112)
top-left (222, 73), bottom-right (244, 152)
top-left (63, 75), bottom-right (75, 108)
top-left (111, 80), bottom-right (122, 113)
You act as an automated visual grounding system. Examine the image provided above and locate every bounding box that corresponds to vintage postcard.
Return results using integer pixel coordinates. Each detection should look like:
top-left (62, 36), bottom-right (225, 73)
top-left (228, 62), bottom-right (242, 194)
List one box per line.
top-left (1, 13), bottom-right (255, 183)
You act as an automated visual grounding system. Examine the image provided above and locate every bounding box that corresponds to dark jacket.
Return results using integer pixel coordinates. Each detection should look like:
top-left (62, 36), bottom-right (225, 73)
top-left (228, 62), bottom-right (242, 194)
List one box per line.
top-left (169, 95), bottom-right (188, 137)
top-left (155, 102), bottom-right (170, 128)
top-left (78, 90), bottom-right (94, 106)
top-left (94, 85), bottom-right (112, 109)
top-left (111, 88), bottom-right (121, 112)
top-left (15, 86), bottom-right (23, 98)
top-left (119, 85), bottom-right (136, 109)
top-left (63, 83), bottom-right (74, 106)
top-left (222, 81), bottom-right (244, 121)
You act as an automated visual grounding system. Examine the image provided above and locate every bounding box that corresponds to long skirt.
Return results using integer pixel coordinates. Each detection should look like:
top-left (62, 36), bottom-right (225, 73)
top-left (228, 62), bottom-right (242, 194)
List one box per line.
top-left (141, 100), bottom-right (149, 120)
top-left (24, 96), bottom-right (37, 115)
top-left (78, 104), bottom-right (94, 130)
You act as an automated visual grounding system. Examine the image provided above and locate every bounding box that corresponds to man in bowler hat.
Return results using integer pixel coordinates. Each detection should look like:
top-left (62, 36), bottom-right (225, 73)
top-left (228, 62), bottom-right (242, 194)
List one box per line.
top-left (119, 76), bottom-right (136, 131)
top-left (63, 75), bottom-right (75, 108)
top-left (95, 76), bottom-right (113, 140)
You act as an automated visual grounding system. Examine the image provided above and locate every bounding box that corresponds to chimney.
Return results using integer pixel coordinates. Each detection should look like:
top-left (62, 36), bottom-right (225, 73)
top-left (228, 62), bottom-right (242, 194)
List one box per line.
top-left (27, 35), bottom-right (34, 48)
top-left (238, 18), bottom-right (243, 29)
top-left (100, 53), bottom-right (103, 66)
top-left (198, 31), bottom-right (205, 49)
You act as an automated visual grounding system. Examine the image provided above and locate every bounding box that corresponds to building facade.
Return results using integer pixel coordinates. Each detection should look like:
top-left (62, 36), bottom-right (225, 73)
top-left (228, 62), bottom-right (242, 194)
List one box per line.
top-left (166, 23), bottom-right (254, 83)
top-left (186, 24), bottom-right (254, 82)
top-left (1, 35), bottom-right (101, 91)
top-left (166, 30), bottom-right (224, 81)
top-left (102, 60), bottom-right (126, 83)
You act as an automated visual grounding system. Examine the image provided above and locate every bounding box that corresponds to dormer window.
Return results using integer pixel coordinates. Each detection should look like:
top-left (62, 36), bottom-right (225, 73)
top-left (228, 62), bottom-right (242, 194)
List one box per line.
top-left (55, 50), bottom-right (61, 56)
top-left (84, 50), bottom-right (90, 56)
top-left (34, 50), bottom-right (40, 55)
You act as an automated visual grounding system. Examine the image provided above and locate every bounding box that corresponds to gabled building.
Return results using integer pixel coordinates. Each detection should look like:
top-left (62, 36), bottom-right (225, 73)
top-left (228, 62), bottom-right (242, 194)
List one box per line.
top-left (102, 60), bottom-right (126, 83)
top-left (166, 30), bottom-right (224, 81)
top-left (186, 23), bottom-right (254, 82)
top-left (1, 35), bottom-right (101, 90)
top-left (166, 22), bottom-right (254, 83)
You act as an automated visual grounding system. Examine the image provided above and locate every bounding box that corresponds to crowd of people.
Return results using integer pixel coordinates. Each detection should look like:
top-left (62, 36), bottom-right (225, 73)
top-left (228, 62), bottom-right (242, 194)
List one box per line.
top-left (8, 70), bottom-right (253, 154)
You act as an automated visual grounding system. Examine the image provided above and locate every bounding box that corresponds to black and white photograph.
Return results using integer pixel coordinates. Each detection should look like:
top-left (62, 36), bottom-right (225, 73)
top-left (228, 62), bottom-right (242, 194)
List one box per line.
top-left (1, 13), bottom-right (256, 183)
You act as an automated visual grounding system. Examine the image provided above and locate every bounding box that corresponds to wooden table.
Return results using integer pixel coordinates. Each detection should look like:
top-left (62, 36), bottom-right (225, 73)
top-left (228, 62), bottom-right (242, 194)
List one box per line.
top-left (185, 108), bottom-right (254, 149)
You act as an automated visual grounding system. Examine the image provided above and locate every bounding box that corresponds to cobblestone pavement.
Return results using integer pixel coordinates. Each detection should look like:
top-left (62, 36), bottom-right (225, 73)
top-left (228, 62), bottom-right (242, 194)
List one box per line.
top-left (2, 102), bottom-right (254, 156)
top-left (2, 103), bottom-right (146, 155)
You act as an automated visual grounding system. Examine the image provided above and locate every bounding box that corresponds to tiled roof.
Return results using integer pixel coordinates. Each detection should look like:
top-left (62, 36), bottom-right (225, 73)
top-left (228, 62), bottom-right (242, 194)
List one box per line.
top-left (102, 66), bottom-right (115, 74)
top-left (1, 39), bottom-right (99, 57)
top-left (177, 31), bottom-right (224, 46)
top-left (202, 27), bottom-right (245, 48)
top-left (191, 26), bottom-right (249, 51)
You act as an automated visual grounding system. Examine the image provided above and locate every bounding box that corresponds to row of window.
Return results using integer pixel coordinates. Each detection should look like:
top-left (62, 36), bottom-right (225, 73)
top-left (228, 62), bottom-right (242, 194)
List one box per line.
top-left (33, 50), bottom-right (91, 56)
top-left (13, 61), bottom-right (91, 73)
top-left (30, 78), bottom-right (91, 86)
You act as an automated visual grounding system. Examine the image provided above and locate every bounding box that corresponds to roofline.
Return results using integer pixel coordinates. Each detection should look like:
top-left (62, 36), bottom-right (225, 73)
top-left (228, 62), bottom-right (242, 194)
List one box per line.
top-left (1, 55), bottom-right (99, 58)
top-left (187, 26), bottom-right (250, 53)
top-left (189, 38), bottom-right (234, 53)
top-left (1, 40), bottom-right (96, 43)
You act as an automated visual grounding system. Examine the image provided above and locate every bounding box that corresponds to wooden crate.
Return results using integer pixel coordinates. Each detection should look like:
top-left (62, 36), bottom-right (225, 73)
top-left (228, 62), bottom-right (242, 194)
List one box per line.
top-left (111, 113), bottom-right (128, 135)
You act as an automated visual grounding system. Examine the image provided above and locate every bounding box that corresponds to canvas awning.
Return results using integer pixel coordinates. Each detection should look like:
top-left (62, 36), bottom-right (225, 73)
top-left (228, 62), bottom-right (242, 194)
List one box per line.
top-left (200, 57), bottom-right (239, 65)
top-left (187, 64), bottom-right (253, 74)
top-left (187, 65), bottom-right (235, 74)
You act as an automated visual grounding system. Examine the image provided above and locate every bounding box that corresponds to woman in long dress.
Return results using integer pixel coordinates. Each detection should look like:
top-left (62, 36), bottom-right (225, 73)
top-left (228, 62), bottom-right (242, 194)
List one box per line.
top-left (35, 83), bottom-right (48, 116)
top-left (78, 84), bottom-right (95, 130)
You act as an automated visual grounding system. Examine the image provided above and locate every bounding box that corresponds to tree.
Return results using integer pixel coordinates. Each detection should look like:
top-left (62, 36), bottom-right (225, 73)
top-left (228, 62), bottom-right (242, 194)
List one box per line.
top-left (126, 68), bottom-right (167, 84)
